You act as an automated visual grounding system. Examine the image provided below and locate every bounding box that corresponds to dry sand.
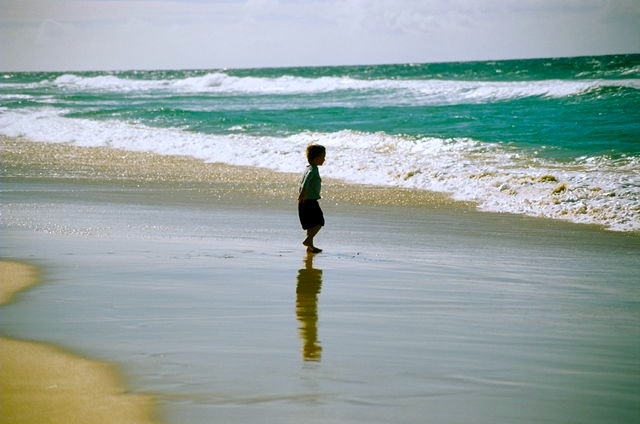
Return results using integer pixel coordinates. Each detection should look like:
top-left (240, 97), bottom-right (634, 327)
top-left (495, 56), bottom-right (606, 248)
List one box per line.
top-left (0, 261), bottom-right (39, 305)
top-left (0, 261), bottom-right (160, 424)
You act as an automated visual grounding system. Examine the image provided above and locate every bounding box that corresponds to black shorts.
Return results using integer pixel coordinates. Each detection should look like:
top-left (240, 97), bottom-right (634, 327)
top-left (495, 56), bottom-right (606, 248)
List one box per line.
top-left (298, 199), bottom-right (325, 230)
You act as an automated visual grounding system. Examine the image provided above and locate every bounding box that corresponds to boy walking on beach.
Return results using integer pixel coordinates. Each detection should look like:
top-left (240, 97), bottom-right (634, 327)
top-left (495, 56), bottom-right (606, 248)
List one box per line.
top-left (298, 144), bottom-right (326, 253)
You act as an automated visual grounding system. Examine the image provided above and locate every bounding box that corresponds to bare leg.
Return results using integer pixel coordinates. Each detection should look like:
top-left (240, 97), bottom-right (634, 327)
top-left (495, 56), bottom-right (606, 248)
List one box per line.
top-left (303, 225), bottom-right (322, 253)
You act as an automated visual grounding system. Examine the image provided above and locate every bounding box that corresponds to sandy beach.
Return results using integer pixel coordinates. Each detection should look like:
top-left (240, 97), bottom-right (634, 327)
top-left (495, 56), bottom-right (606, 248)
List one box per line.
top-left (1, 137), bottom-right (639, 424)
top-left (0, 261), bottom-right (39, 305)
top-left (0, 261), bottom-right (158, 424)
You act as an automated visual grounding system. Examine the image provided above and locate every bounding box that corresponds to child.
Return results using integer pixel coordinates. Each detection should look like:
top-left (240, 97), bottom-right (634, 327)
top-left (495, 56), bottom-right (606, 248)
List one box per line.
top-left (298, 144), bottom-right (326, 253)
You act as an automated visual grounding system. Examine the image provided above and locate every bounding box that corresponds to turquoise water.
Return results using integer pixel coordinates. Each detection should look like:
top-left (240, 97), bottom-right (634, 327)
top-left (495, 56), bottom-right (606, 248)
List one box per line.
top-left (1, 54), bottom-right (639, 230)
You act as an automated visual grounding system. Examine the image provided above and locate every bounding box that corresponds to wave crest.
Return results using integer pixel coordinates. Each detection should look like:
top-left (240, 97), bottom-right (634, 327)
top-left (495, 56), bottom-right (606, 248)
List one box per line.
top-left (42, 73), bottom-right (640, 105)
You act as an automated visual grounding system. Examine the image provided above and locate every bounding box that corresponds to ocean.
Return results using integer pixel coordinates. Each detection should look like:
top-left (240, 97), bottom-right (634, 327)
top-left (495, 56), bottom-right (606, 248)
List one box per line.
top-left (1, 54), bottom-right (639, 231)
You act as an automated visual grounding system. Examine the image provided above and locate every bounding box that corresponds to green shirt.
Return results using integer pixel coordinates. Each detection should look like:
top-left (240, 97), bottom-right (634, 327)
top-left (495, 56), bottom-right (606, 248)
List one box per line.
top-left (299, 164), bottom-right (321, 200)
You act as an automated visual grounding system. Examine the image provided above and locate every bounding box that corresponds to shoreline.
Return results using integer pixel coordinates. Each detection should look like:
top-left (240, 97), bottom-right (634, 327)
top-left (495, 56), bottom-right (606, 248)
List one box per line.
top-left (0, 261), bottom-right (160, 424)
top-left (0, 135), bottom-right (478, 210)
top-left (4, 135), bottom-right (637, 235)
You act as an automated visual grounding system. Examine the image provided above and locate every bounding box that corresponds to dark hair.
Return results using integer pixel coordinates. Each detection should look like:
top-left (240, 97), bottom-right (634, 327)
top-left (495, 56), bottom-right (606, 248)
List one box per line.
top-left (306, 144), bottom-right (326, 164)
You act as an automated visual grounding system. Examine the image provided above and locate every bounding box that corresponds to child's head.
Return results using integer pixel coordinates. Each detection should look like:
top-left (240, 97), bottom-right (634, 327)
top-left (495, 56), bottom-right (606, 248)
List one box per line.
top-left (306, 144), bottom-right (326, 165)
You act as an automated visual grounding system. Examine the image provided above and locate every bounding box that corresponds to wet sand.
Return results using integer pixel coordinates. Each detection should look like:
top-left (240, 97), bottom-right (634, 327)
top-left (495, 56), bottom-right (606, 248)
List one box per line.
top-left (2, 137), bottom-right (639, 424)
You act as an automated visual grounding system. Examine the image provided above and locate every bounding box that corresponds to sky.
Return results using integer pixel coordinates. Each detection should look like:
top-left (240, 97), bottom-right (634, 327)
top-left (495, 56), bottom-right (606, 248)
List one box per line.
top-left (1, 0), bottom-right (639, 71)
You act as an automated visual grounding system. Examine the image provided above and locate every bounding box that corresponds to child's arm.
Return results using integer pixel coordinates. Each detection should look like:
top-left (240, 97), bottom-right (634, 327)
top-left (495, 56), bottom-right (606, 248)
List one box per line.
top-left (299, 168), bottom-right (310, 202)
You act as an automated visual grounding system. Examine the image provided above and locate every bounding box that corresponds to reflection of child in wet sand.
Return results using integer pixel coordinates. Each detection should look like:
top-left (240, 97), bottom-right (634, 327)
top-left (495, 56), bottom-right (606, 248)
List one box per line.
top-left (298, 144), bottom-right (326, 253)
top-left (296, 252), bottom-right (323, 361)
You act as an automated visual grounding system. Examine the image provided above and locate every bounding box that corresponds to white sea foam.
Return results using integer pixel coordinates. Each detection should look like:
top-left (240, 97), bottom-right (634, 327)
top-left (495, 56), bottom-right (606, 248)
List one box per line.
top-left (0, 94), bottom-right (33, 100)
top-left (36, 73), bottom-right (640, 105)
top-left (1, 108), bottom-right (638, 232)
top-left (53, 74), bottom-right (162, 92)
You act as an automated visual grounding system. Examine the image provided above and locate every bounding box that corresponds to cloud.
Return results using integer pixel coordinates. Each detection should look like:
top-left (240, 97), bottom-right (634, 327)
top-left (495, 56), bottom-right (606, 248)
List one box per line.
top-left (0, 0), bottom-right (638, 71)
